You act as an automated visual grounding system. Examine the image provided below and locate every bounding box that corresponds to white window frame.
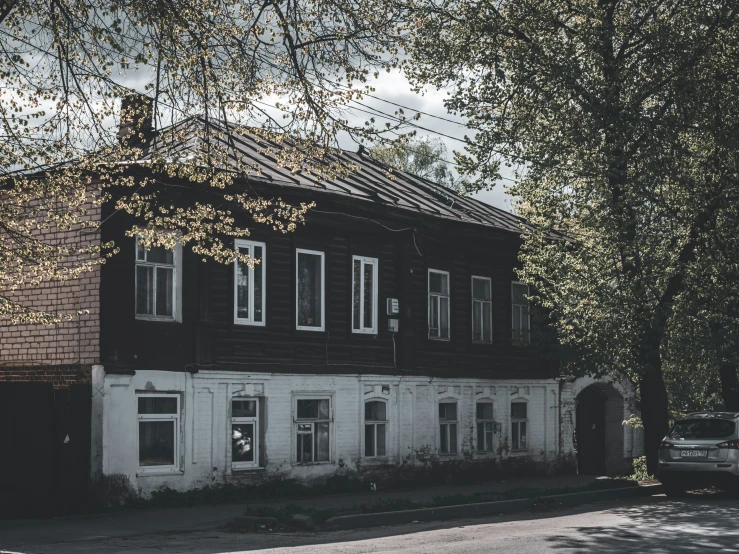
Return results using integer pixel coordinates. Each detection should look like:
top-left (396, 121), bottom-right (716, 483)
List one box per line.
top-left (295, 248), bottom-right (326, 332)
top-left (511, 281), bottom-right (531, 345)
top-left (471, 275), bottom-right (493, 344)
top-left (294, 395), bottom-right (333, 464)
top-left (233, 239), bottom-right (267, 326)
top-left (352, 255), bottom-right (379, 335)
top-left (511, 400), bottom-right (529, 451)
top-left (136, 393), bottom-right (180, 473)
top-left (230, 397), bottom-right (260, 470)
top-left (134, 236), bottom-right (181, 322)
top-left (363, 399), bottom-right (388, 458)
top-left (428, 268), bottom-right (451, 341)
top-left (438, 400), bottom-right (459, 455)
top-left (476, 400), bottom-right (495, 453)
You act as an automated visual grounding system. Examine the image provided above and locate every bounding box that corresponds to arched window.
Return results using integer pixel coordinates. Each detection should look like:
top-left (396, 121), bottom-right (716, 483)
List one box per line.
top-left (476, 401), bottom-right (495, 452)
top-left (511, 400), bottom-right (528, 451)
top-left (364, 400), bottom-right (387, 457)
top-left (438, 401), bottom-right (458, 454)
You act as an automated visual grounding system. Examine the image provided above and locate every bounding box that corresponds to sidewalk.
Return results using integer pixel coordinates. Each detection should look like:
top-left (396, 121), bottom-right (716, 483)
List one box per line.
top-left (0, 474), bottom-right (607, 550)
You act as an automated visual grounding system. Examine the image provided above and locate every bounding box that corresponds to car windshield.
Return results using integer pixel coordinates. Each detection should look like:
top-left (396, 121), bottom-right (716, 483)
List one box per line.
top-left (668, 419), bottom-right (736, 440)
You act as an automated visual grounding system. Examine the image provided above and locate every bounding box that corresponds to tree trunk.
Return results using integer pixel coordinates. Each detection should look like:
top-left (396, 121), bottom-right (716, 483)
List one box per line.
top-left (719, 362), bottom-right (739, 411)
top-left (639, 362), bottom-right (670, 476)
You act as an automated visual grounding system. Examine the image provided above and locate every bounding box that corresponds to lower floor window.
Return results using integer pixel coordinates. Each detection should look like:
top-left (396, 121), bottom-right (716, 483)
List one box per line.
top-left (364, 400), bottom-right (387, 457)
top-left (137, 395), bottom-right (179, 469)
top-left (476, 402), bottom-right (495, 452)
top-left (439, 401), bottom-right (458, 454)
top-left (231, 398), bottom-right (259, 468)
top-left (296, 398), bottom-right (331, 463)
top-left (511, 401), bottom-right (528, 451)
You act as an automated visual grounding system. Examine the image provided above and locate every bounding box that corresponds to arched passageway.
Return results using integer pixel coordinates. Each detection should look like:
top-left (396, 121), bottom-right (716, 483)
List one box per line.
top-left (576, 383), bottom-right (625, 475)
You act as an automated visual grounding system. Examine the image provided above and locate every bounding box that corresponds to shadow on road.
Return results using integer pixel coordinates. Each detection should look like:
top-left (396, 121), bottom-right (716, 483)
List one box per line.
top-left (545, 490), bottom-right (739, 553)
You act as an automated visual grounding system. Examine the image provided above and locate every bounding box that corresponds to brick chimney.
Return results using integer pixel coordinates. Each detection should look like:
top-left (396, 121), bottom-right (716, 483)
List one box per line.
top-left (117, 93), bottom-right (154, 147)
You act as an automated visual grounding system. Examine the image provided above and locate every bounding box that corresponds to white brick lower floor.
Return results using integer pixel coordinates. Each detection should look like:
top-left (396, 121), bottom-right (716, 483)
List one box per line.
top-left (90, 367), bottom-right (644, 495)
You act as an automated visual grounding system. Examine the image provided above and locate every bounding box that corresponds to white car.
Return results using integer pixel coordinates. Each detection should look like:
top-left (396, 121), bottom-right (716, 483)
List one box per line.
top-left (659, 411), bottom-right (739, 495)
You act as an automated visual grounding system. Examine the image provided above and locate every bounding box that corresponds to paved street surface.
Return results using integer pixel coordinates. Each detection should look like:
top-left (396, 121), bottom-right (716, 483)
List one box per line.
top-left (3, 493), bottom-right (739, 553)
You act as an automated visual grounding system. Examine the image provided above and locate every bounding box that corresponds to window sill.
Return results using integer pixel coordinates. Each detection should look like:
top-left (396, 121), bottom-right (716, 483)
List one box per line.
top-left (234, 320), bottom-right (267, 327)
top-left (361, 456), bottom-right (390, 465)
top-left (509, 450), bottom-right (529, 456)
top-left (475, 451), bottom-right (495, 456)
top-left (293, 461), bottom-right (333, 466)
top-left (137, 468), bottom-right (184, 477)
top-left (428, 337), bottom-right (451, 342)
top-left (231, 466), bottom-right (266, 474)
top-left (136, 315), bottom-right (178, 323)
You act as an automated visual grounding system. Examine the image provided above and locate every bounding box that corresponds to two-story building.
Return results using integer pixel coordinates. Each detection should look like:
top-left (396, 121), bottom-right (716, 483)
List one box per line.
top-left (1, 103), bottom-right (643, 502)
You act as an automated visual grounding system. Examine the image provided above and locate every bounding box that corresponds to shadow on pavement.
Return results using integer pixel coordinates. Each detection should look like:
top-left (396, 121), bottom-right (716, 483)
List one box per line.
top-left (5, 492), bottom-right (739, 553)
top-left (545, 490), bottom-right (739, 553)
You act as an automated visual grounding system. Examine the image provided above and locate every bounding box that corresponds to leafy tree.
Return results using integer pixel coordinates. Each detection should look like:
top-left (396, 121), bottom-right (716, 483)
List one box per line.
top-left (0, 0), bottom-right (406, 323)
top-left (406, 0), bottom-right (739, 472)
top-left (370, 137), bottom-right (467, 190)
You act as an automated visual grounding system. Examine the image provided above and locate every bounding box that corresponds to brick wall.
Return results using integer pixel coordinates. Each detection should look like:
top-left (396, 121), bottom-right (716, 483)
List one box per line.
top-left (0, 364), bottom-right (91, 388)
top-left (0, 198), bottom-right (101, 379)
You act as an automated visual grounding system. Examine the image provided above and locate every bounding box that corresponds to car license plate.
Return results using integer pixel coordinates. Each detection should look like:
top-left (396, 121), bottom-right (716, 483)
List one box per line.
top-left (681, 450), bottom-right (708, 457)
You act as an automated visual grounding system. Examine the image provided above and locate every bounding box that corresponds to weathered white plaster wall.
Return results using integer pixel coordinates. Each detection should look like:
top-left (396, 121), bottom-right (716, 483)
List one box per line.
top-left (98, 369), bottom-right (566, 494)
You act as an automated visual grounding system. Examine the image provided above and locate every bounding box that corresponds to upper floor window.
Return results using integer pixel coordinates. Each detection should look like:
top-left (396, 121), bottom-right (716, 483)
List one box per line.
top-left (511, 401), bottom-right (528, 451)
top-left (231, 398), bottom-right (260, 469)
top-left (296, 249), bottom-right (325, 331)
top-left (428, 269), bottom-right (450, 340)
top-left (364, 400), bottom-right (387, 457)
top-left (472, 276), bottom-right (492, 344)
top-left (234, 240), bottom-right (266, 326)
top-left (135, 237), bottom-right (178, 320)
top-left (512, 282), bottom-right (530, 345)
top-left (438, 401), bottom-right (458, 454)
top-left (137, 394), bottom-right (180, 471)
top-left (352, 256), bottom-right (378, 334)
top-left (476, 401), bottom-right (495, 453)
top-left (295, 398), bottom-right (331, 463)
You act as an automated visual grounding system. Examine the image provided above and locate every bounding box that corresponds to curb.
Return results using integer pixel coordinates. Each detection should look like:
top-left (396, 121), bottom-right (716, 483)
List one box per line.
top-left (324, 484), bottom-right (664, 530)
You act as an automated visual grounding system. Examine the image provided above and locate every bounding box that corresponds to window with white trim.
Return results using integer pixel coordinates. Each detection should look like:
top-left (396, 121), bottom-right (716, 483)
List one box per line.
top-left (296, 249), bottom-right (325, 331)
top-left (512, 282), bottom-right (530, 345)
top-left (352, 256), bottom-right (378, 334)
top-left (438, 401), bottom-right (458, 454)
top-left (364, 400), bottom-right (387, 457)
top-left (472, 276), bottom-right (492, 343)
top-left (137, 395), bottom-right (180, 470)
top-left (476, 401), bottom-right (495, 453)
top-left (295, 398), bottom-right (331, 463)
top-left (511, 401), bottom-right (528, 451)
top-left (135, 237), bottom-right (178, 320)
top-left (428, 269), bottom-right (450, 340)
top-left (231, 398), bottom-right (259, 469)
top-left (234, 240), bottom-right (266, 326)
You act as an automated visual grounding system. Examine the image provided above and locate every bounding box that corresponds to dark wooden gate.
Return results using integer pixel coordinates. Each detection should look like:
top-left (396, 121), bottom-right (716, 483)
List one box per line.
top-left (0, 382), bottom-right (91, 518)
top-left (576, 385), bottom-right (607, 475)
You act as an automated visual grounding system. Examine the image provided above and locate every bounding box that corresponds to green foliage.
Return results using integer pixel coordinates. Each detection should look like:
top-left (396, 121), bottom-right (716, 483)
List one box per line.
top-left (405, 0), bottom-right (739, 468)
top-left (370, 137), bottom-right (469, 192)
top-left (631, 457), bottom-right (654, 482)
top-left (0, 0), bottom-right (407, 322)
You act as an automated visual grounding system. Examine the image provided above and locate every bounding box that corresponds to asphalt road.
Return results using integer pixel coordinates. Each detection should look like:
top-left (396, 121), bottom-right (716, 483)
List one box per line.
top-left (4, 493), bottom-right (739, 554)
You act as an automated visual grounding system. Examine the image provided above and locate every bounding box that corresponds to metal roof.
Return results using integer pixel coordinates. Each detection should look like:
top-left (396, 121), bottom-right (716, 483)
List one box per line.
top-left (139, 117), bottom-right (535, 235)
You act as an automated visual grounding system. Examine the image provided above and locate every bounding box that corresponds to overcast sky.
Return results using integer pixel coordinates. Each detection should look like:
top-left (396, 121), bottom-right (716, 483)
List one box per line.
top-left (335, 69), bottom-right (515, 213)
